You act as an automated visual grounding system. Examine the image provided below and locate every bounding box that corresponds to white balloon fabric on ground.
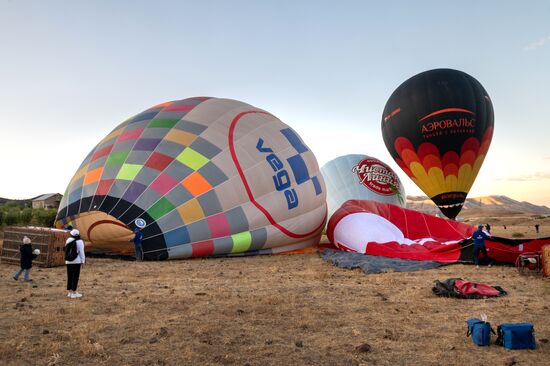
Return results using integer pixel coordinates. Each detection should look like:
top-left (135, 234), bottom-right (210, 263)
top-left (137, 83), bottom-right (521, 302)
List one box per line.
top-left (333, 212), bottom-right (414, 253)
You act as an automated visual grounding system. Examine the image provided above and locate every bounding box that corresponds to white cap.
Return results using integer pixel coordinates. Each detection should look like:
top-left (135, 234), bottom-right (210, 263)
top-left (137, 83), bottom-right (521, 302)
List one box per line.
top-left (22, 236), bottom-right (31, 244)
top-left (70, 229), bottom-right (80, 237)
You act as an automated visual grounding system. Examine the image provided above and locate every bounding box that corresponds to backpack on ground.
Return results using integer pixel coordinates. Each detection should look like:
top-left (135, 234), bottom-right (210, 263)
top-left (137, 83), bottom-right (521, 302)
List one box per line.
top-left (64, 240), bottom-right (78, 261)
top-left (466, 319), bottom-right (495, 346)
top-left (496, 323), bottom-right (536, 350)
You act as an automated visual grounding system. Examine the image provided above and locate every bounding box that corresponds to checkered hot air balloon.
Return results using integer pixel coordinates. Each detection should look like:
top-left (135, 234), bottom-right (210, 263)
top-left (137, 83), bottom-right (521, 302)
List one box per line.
top-left (56, 97), bottom-right (327, 259)
top-left (381, 69), bottom-right (494, 220)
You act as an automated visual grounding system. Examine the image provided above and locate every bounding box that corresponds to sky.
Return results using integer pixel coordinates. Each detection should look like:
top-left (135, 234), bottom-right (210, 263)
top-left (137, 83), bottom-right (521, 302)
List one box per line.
top-left (1, 0), bottom-right (549, 206)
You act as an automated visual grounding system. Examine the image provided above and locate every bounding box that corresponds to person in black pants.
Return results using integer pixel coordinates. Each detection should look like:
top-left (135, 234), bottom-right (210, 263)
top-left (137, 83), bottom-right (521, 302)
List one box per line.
top-left (472, 225), bottom-right (492, 268)
top-left (13, 236), bottom-right (38, 282)
top-left (65, 229), bottom-right (86, 299)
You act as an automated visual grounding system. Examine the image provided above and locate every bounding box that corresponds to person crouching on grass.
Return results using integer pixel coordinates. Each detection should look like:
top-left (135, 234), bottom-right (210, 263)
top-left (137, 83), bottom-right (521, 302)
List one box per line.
top-left (65, 229), bottom-right (86, 299)
top-left (13, 236), bottom-right (38, 282)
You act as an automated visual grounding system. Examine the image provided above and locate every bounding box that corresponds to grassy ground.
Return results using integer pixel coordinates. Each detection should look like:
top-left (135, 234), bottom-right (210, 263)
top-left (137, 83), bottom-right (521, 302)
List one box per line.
top-left (0, 253), bottom-right (548, 365)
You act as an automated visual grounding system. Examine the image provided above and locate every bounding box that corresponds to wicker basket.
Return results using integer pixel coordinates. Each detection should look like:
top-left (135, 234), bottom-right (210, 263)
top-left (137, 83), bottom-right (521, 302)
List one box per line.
top-left (1, 226), bottom-right (69, 267)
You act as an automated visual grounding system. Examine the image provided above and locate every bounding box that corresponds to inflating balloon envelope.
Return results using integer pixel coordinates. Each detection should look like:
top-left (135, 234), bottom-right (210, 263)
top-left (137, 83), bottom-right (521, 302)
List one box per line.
top-left (56, 97), bottom-right (327, 259)
top-left (327, 200), bottom-right (475, 263)
top-left (327, 200), bottom-right (550, 264)
top-left (381, 69), bottom-right (494, 219)
top-left (321, 154), bottom-right (405, 217)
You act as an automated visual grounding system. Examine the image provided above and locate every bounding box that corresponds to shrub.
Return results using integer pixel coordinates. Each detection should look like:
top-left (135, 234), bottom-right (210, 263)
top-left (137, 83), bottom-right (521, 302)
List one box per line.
top-left (5, 209), bottom-right (20, 226)
top-left (33, 209), bottom-right (57, 227)
top-left (511, 232), bottom-right (525, 238)
top-left (21, 208), bottom-right (33, 225)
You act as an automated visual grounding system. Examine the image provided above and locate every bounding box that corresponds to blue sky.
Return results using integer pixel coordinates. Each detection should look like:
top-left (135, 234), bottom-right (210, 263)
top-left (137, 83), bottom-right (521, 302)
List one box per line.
top-left (1, 0), bottom-right (549, 206)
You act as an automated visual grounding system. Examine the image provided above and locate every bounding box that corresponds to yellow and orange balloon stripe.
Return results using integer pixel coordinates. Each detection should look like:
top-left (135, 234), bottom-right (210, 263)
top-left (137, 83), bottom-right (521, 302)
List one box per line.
top-left (394, 128), bottom-right (493, 199)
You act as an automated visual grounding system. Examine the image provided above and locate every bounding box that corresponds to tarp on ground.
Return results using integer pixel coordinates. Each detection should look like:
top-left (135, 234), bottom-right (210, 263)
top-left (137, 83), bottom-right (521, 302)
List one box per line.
top-left (319, 249), bottom-right (443, 274)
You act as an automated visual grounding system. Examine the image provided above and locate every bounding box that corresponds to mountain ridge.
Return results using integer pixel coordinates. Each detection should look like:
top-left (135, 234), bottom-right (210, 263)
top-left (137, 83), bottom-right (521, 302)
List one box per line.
top-left (406, 195), bottom-right (550, 216)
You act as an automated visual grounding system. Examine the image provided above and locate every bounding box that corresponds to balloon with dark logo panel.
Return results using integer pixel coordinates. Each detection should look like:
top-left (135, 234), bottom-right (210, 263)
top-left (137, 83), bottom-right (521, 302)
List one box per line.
top-left (381, 69), bottom-right (494, 219)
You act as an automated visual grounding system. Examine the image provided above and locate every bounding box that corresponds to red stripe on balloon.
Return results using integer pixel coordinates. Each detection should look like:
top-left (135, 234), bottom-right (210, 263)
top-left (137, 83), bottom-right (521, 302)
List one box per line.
top-left (87, 220), bottom-right (130, 241)
top-left (228, 111), bottom-right (326, 239)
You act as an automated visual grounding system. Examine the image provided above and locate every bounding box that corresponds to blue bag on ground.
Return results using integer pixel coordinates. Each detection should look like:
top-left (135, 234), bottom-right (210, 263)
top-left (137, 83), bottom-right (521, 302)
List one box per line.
top-left (466, 319), bottom-right (494, 346)
top-left (496, 323), bottom-right (536, 350)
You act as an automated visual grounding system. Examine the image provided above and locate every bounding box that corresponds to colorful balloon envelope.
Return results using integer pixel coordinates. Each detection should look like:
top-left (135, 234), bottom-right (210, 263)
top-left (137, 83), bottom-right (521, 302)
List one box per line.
top-left (381, 69), bottom-right (494, 219)
top-left (56, 97), bottom-right (327, 259)
top-left (320, 154), bottom-right (405, 217)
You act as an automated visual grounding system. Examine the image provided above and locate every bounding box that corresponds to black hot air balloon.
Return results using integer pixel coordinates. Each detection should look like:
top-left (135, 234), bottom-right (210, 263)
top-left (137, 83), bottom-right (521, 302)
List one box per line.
top-left (381, 69), bottom-right (494, 219)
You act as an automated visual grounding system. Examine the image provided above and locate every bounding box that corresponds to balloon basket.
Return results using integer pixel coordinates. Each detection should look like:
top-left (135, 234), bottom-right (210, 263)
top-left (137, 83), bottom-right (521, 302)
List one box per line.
top-left (1, 226), bottom-right (69, 267)
top-left (515, 252), bottom-right (542, 276)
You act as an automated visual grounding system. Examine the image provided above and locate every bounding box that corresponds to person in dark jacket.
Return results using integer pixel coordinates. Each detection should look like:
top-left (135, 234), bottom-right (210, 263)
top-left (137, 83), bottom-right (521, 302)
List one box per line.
top-left (472, 224), bottom-right (492, 268)
top-left (130, 227), bottom-right (143, 261)
top-left (13, 236), bottom-right (37, 282)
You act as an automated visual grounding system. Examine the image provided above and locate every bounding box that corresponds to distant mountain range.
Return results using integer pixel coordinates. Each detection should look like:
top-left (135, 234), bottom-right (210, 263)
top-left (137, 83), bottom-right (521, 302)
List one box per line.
top-left (407, 195), bottom-right (550, 216)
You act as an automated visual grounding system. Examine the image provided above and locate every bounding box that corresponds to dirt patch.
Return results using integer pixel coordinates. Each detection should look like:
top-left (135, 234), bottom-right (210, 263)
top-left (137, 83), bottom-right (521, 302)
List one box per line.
top-left (1, 254), bottom-right (548, 365)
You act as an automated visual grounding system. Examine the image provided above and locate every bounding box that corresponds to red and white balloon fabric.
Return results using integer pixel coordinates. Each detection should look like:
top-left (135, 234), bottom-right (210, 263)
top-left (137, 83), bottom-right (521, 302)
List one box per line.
top-left (327, 200), bottom-right (474, 263)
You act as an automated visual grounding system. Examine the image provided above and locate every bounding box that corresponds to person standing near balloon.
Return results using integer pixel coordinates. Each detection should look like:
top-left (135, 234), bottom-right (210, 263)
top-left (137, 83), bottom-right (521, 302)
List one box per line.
top-left (131, 227), bottom-right (143, 261)
top-left (472, 225), bottom-right (492, 268)
top-left (13, 236), bottom-right (38, 282)
top-left (65, 229), bottom-right (86, 299)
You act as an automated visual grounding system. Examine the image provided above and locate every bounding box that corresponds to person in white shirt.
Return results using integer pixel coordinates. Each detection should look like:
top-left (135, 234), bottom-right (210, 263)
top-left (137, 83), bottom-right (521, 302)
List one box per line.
top-left (65, 229), bottom-right (86, 299)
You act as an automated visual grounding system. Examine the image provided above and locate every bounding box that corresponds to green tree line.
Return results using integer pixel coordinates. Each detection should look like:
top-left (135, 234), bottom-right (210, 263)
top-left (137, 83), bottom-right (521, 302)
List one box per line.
top-left (0, 204), bottom-right (57, 227)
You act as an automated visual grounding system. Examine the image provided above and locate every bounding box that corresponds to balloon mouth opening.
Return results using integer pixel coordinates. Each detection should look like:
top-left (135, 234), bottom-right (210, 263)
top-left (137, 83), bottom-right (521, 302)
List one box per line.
top-left (430, 192), bottom-right (467, 220)
top-left (63, 211), bottom-right (135, 254)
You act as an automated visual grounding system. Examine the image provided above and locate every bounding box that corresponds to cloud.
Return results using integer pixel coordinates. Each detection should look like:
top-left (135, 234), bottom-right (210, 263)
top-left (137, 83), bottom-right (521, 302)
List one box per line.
top-left (502, 171), bottom-right (550, 182)
top-left (524, 35), bottom-right (550, 51)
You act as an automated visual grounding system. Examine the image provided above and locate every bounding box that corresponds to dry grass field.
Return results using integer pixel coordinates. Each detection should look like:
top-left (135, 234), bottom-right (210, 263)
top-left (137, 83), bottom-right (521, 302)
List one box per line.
top-left (1, 245), bottom-right (549, 365)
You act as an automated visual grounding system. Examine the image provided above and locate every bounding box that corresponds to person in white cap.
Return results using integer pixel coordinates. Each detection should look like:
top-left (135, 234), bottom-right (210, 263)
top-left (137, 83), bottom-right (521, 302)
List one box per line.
top-left (65, 229), bottom-right (86, 298)
top-left (13, 236), bottom-right (38, 282)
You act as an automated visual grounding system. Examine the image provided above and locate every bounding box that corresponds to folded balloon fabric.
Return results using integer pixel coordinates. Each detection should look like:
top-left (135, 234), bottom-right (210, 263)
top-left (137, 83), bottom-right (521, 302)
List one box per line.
top-left (432, 278), bottom-right (507, 299)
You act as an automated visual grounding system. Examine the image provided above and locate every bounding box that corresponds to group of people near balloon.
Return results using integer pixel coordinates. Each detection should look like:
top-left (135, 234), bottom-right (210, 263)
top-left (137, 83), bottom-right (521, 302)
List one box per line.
top-left (13, 229), bottom-right (86, 299)
top-left (12, 225), bottom-right (147, 299)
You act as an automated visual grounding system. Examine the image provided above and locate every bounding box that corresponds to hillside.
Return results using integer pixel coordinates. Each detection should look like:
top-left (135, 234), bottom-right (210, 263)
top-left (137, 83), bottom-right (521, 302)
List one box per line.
top-left (407, 195), bottom-right (550, 217)
top-left (0, 197), bottom-right (35, 207)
